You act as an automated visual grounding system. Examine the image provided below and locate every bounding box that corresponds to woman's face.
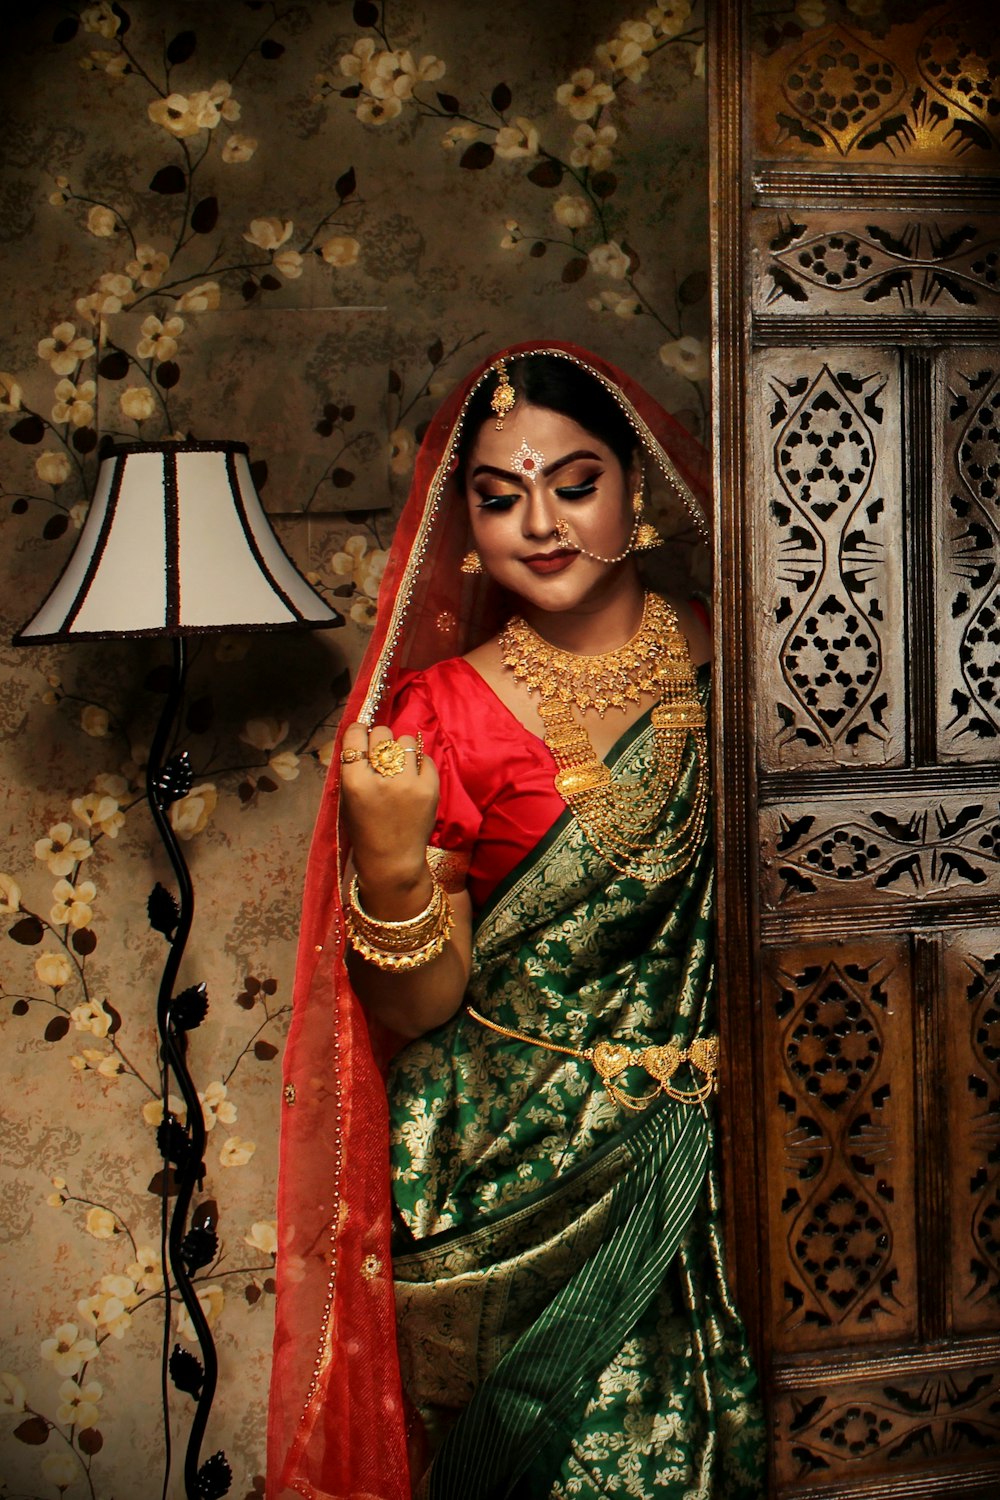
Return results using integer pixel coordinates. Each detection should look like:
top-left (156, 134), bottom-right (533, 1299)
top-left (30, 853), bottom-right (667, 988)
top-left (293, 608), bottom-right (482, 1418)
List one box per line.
top-left (464, 401), bottom-right (637, 616)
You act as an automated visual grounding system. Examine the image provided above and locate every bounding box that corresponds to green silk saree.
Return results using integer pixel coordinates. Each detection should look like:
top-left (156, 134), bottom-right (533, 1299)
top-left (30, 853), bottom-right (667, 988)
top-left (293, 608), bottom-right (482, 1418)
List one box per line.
top-left (387, 680), bottom-right (764, 1499)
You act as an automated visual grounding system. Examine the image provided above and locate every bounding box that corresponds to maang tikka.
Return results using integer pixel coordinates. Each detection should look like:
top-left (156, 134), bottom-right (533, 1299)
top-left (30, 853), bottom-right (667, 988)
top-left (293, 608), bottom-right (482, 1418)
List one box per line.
top-left (490, 359), bottom-right (516, 429)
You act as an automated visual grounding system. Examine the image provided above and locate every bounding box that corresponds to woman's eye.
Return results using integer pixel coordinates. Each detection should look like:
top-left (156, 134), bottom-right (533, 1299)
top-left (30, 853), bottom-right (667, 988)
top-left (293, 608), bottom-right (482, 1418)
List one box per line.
top-left (555, 479), bottom-right (598, 500)
top-left (476, 492), bottom-right (519, 511)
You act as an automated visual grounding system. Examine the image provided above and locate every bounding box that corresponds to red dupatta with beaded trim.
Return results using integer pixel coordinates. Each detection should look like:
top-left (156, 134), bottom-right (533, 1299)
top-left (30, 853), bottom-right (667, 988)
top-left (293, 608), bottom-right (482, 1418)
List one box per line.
top-left (267, 342), bottom-right (711, 1500)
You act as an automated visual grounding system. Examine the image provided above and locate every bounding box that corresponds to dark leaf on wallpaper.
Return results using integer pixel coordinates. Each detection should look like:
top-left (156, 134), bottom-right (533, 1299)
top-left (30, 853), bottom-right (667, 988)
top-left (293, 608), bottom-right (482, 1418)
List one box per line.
top-left (98, 350), bottom-right (129, 381)
top-left (335, 166), bottom-right (357, 200)
top-left (111, 4), bottom-right (131, 36)
top-left (331, 667), bottom-right (352, 698)
top-left (590, 171), bottom-right (617, 200)
top-left (148, 1167), bottom-right (178, 1195)
top-left (331, 584), bottom-right (354, 597)
top-left (388, 368), bottom-right (403, 395)
top-left (197, 1450), bottom-right (233, 1500)
top-left (437, 92), bottom-right (460, 114)
top-left (191, 196), bottom-right (219, 235)
top-left (427, 338), bottom-right (444, 366)
top-left (9, 415), bottom-right (44, 445)
top-left (78, 1427), bottom-right (103, 1456)
top-left (341, 403), bottom-right (355, 421)
top-left (166, 30), bottom-right (197, 66)
top-left (316, 417), bottom-right (334, 436)
top-left (261, 274), bottom-right (282, 292)
top-left (263, 1276), bottom-right (276, 1292)
top-left (14, 1416), bottom-right (49, 1445)
top-left (679, 270), bottom-right (709, 305)
top-left (12, 1000), bottom-right (29, 1015)
top-left (145, 663), bottom-right (174, 693)
top-left (156, 360), bottom-right (180, 389)
top-left (170, 1345), bottom-right (204, 1399)
top-left (148, 882), bottom-right (180, 939)
top-left (44, 1015), bottom-right (70, 1043)
top-left (181, 1221), bottom-right (217, 1273)
top-left (258, 775), bottom-right (278, 793)
top-left (460, 142), bottom-right (495, 170)
top-left (72, 927), bottom-right (97, 956)
top-left (12, 497), bottom-right (29, 513)
top-left (245, 974), bottom-right (261, 995)
top-left (562, 257), bottom-right (589, 285)
top-left (332, 467), bottom-right (355, 487)
top-left (238, 780), bottom-right (256, 803)
top-left (527, 159), bottom-right (562, 188)
top-left (158, 1115), bottom-right (194, 1168)
top-left (260, 39), bottom-right (285, 60)
top-left (150, 165), bottom-right (186, 195)
top-left (354, 0), bottom-right (380, 25)
top-left (242, 279), bottom-right (259, 302)
top-left (236, 990), bottom-right (256, 1010)
top-left (43, 514), bottom-right (70, 541)
top-left (340, 83), bottom-right (362, 99)
top-left (104, 1001), bottom-right (122, 1035)
top-left (491, 83), bottom-right (512, 113)
top-left (263, 977), bottom-right (278, 995)
top-left (72, 425), bottom-right (98, 454)
top-left (154, 751), bottom-right (194, 806)
top-left (254, 1040), bottom-right (279, 1061)
top-left (528, 241), bottom-right (546, 257)
top-left (193, 1198), bottom-right (219, 1231)
top-left (52, 17), bottom-right (79, 42)
top-left (186, 696), bottom-right (214, 734)
top-left (246, 1282), bottom-right (262, 1304)
top-left (9, 916), bottom-right (44, 945)
top-left (250, 458), bottom-right (268, 490)
top-left (173, 982), bottom-right (209, 1031)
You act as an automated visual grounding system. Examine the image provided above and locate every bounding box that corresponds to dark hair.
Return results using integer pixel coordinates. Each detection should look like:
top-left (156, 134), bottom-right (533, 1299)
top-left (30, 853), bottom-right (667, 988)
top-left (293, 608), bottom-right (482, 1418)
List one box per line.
top-left (455, 353), bottom-right (637, 483)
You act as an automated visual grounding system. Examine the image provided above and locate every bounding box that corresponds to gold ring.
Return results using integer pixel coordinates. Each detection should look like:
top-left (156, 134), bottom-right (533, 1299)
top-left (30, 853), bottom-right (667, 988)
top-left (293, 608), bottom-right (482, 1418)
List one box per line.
top-left (368, 739), bottom-right (406, 778)
top-left (340, 748), bottom-right (367, 765)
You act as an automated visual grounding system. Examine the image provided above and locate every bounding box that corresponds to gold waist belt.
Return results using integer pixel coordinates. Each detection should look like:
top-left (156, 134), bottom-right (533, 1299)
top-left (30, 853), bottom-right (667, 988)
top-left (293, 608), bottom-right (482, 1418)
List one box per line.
top-left (466, 1006), bottom-right (718, 1114)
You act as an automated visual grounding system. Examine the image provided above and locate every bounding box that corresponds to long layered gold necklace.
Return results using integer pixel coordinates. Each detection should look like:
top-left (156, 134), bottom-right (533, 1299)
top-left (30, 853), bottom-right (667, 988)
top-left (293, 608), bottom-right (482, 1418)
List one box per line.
top-left (498, 592), bottom-right (708, 879)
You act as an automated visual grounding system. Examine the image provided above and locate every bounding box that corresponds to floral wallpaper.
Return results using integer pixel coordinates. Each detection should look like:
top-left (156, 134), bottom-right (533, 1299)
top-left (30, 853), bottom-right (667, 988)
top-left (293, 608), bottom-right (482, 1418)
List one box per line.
top-left (0, 2), bottom-right (707, 1496)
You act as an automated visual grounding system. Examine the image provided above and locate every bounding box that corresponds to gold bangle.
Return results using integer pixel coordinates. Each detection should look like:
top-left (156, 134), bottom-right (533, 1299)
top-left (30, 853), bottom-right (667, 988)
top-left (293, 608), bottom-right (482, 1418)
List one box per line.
top-left (345, 871), bottom-right (454, 971)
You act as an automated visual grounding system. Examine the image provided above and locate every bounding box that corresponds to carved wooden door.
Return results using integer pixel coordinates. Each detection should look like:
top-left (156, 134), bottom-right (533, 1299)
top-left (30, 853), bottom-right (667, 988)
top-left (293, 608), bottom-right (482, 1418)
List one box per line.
top-left (710, 4), bottom-right (1000, 1496)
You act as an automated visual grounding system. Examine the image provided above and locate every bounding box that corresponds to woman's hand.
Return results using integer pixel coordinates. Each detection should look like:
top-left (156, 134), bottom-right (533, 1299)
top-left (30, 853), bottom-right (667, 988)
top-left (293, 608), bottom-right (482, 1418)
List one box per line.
top-left (339, 722), bottom-right (440, 910)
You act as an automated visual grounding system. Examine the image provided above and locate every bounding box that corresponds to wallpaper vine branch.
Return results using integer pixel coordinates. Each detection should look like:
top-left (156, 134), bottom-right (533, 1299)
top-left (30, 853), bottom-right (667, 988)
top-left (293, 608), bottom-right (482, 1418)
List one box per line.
top-left (1, 2), bottom-right (707, 1494)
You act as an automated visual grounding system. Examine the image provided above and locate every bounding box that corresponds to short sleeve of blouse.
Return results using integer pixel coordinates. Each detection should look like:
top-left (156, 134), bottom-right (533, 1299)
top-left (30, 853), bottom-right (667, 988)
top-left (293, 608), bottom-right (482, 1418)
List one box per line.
top-left (389, 671), bottom-right (483, 883)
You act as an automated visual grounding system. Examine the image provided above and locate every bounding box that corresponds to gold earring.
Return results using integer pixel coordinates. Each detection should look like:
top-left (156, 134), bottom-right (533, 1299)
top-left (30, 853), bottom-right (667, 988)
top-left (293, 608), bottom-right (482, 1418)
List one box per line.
top-left (460, 549), bottom-right (483, 575)
top-left (632, 487), bottom-right (644, 518)
top-left (631, 482), bottom-right (662, 550)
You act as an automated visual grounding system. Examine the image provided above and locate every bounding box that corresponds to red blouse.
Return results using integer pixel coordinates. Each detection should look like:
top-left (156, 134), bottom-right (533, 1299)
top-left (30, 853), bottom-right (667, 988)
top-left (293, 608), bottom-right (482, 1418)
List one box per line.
top-left (390, 657), bottom-right (564, 909)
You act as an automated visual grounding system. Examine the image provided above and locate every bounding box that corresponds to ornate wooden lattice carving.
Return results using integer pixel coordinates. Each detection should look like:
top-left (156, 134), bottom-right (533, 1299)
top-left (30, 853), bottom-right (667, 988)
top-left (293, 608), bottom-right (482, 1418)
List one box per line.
top-left (764, 946), bottom-right (915, 1353)
top-left (756, 355), bottom-right (904, 769)
top-left (753, 214), bottom-right (1000, 315)
top-left (939, 356), bottom-right (1000, 760)
top-left (774, 1367), bottom-right (1000, 1487)
top-left (754, 11), bottom-right (1000, 165)
top-left (760, 797), bottom-right (1000, 911)
top-left (948, 933), bottom-right (1000, 1334)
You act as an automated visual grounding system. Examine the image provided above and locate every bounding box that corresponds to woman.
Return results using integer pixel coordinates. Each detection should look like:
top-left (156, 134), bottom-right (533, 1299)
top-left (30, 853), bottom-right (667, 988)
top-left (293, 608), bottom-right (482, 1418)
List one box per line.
top-left (268, 344), bottom-right (764, 1500)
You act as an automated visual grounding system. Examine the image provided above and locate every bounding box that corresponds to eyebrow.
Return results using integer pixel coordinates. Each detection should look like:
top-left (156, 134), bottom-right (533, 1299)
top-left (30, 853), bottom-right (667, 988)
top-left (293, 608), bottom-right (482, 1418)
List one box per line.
top-left (470, 449), bottom-right (603, 483)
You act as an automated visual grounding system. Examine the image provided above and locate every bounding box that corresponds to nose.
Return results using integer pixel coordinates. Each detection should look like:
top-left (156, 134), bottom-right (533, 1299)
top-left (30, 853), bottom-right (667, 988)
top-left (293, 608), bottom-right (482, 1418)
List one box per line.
top-left (520, 486), bottom-right (561, 541)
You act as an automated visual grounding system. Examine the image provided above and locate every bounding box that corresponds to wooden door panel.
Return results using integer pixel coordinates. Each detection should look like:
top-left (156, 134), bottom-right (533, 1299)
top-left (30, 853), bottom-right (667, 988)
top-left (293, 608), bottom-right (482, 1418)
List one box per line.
top-left (753, 349), bottom-right (905, 772)
top-left (760, 939), bottom-right (916, 1356)
top-left (711, 3), bottom-right (1000, 1495)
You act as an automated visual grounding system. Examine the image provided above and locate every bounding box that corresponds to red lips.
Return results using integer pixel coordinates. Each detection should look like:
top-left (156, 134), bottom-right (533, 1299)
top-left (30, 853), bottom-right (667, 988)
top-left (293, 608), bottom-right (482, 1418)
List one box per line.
top-left (521, 549), bottom-right (578, 575)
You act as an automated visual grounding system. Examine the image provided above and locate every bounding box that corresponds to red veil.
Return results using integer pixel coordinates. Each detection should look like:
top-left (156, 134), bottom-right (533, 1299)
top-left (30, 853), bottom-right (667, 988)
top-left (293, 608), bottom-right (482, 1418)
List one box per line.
top-left (267, 342), bottom-right (711, 1500)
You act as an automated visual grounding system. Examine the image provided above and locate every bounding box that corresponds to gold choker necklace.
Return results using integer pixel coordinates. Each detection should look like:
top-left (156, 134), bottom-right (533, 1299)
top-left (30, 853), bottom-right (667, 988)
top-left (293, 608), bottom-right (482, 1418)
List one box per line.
top-left (498, 593), bottom-right (708, 877)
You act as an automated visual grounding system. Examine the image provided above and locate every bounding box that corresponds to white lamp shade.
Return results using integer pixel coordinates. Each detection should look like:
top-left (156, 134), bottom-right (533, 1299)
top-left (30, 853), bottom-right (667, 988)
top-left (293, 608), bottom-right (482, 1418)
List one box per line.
top-left (14, 442), bottom-right (341, 642)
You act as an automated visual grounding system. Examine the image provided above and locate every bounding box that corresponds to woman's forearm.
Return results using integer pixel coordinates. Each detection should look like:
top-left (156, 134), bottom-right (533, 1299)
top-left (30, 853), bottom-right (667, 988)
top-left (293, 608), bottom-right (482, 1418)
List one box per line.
top-left (343, 856), bottom-right (473, 1038)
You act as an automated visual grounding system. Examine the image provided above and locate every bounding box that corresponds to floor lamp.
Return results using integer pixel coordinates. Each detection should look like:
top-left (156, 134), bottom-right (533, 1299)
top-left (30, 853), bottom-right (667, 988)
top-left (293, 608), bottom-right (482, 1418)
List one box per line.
top-left (13, 440), bottom-right (342, 1499)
